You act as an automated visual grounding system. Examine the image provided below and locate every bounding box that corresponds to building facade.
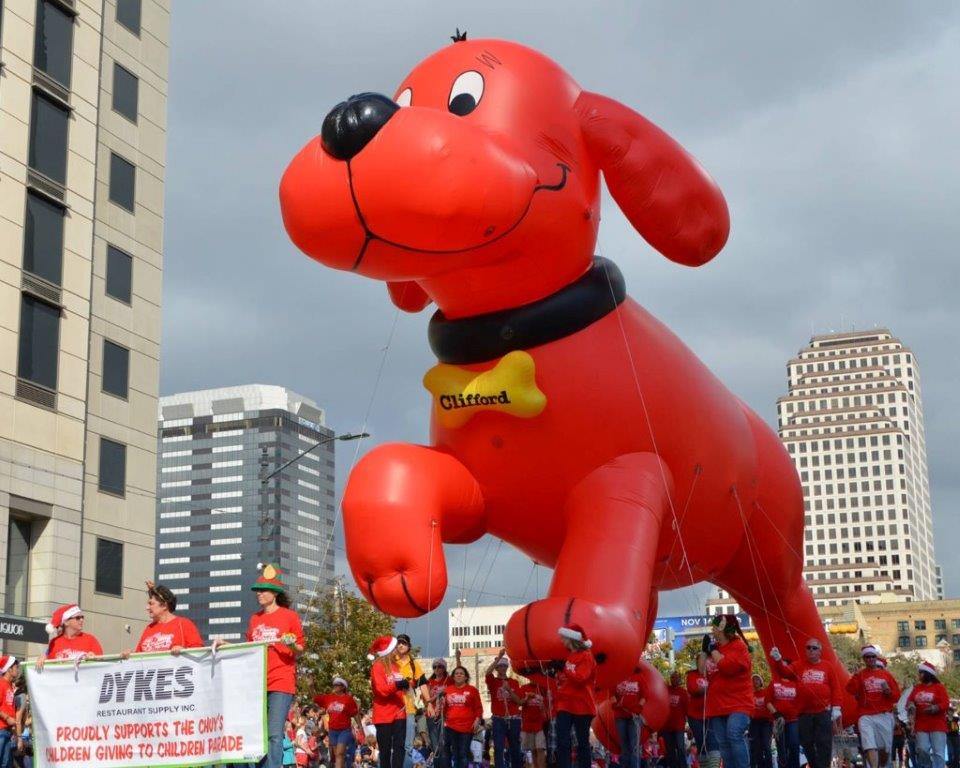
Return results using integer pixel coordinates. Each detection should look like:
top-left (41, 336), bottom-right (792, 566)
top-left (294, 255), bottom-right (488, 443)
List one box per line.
top-left (448, 603), bottom-right (519, 655)
top-left (0, 0), bottom-right (169, 655)
top-left (156, 385), bottom-right (336, 641)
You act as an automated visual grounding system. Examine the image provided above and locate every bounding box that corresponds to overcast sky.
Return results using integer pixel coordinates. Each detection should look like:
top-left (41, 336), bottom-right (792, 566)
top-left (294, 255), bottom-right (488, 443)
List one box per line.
top-left (162, 2), bottom-right (960, 657)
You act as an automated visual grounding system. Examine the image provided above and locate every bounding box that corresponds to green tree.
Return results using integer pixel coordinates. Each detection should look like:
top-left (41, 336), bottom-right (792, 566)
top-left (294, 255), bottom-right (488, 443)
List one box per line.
top-left (674, 638), bottom-right (703, 675)
top-left (297, 581), bottom-right (395, 709)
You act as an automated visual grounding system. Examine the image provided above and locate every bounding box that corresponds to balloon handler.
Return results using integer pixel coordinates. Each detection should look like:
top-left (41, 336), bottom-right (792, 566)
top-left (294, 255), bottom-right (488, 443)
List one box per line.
top-left (280, 33), bottom-right (848, 698)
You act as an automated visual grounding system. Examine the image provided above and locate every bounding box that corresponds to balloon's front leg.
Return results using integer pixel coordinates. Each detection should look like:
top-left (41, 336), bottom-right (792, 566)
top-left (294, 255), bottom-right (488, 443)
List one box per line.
top-left (343, 443), bottom-right (485, 617)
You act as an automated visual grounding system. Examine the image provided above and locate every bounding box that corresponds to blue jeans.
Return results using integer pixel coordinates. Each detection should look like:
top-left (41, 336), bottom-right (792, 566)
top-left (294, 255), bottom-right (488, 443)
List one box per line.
top-left (556, 712), bottom-right (593, 768)
top-left (917, 732), bottom-right (948, 768)
top-left (709, 712), bottom-right (751, 768)
top-left (259, 691), bottom-right (295, 768)
top-left (404, 714), bottom-right (416, 768)
top-left (446, 728), bottom-right (473, 768)
top-left (616, 717), bottom-right (639, 768)
top-left (493, 717), bottom-right (523, 768)
top-left (0, 730), bottom-right (13, 768)
top-left (777, 720), bottom-right (800, 768)
top-left (663, 730), bottom-right (686, 768)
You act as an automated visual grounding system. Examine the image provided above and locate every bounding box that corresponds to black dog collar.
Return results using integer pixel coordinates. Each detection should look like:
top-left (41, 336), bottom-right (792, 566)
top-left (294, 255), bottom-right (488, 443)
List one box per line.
top-left (427, 257), bottom-right (626, 365)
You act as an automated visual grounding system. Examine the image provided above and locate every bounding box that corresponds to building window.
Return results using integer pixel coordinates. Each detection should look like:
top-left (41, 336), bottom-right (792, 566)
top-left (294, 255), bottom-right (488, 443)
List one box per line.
top-left (953, 635), bottom-right (960, 646)
top-left (897, 636), bottom-right (910, 649)
top-left (935, 634), bottom-right (947, 644)
top-left (915, 636), bottom-right (927, 648)
top-left (106, 245), bottom-right (133, 302)
top-left (98, 437), bottom-right (126, 495)
top-left (17, 294), bottom-right (60, 390)
top-left (95, 538), bottom-right (123, 596)
top-left (29, 91), bottom-right (70, 185)
top-left (33, 0), bottom-right (75, 87)
top-left (23, 192), bottom-right (65, 285)
top-left (953, 619), bottom-right (960, 629)
top-left (109, 153), bottom-right (136, 210)
top-left (116, 0), bottom-right (141, 35)
top-left (896, 620), bottom-right (909, 633)
top-left (112, 62), bottom-right (138, 122)
top-left (102, 339), bottom-right (129, 398)
top-left (915, 620), bottom-right (926, 631)
top-left (934, 619), bottom-right (946, 631)
top-left (4, 518), bottom-right (33, 615)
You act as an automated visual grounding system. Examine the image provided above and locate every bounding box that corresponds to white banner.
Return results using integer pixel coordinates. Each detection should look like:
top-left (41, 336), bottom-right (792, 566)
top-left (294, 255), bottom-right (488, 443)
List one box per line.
top-left (25, 643), bottom-right (267, 768)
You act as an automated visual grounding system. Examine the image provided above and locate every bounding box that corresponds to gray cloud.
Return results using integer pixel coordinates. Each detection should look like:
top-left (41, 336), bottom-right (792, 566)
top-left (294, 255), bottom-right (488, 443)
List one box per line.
top-left (163, 2), bottom-right (960, 656)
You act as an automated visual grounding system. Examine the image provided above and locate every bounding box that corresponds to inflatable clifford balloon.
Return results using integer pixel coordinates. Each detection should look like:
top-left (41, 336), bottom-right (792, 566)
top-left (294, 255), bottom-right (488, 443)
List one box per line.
top-left (280, 37), bottom-right (845, 693)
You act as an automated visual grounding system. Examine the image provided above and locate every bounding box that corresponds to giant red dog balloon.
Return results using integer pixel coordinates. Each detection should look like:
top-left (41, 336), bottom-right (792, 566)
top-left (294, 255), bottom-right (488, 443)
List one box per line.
top-left (280, 37), bottom-right (842, 688)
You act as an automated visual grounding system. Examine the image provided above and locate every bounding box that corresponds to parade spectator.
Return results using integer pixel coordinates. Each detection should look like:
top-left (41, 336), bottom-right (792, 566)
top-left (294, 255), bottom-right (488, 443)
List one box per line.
top-left (662, 672), bottom-right (688, 768)
top-left (613, 666), bottom-right (647, 768)
top-left (123, 581), bottom-right (203, 656)
top-left (770, 638), bottom-right (841, 768)
top-left (907, 662), bottom-right (950, 768)
top-left (444, 666), bottom-right (484, 768)
top-left (748, 674), bottom-right (773, 768)
top-left (14, 697), bottom-right (31, 768)
top-left (316, 677), bottom-right (363, 768)
top-left (765, 669), bottom-right (800, 768)
top-left (370, 635), bottom-right (409, 768)
top-left (685, 659), bottom-right (709, 755)
top-left (284, 713), bottom-right (297, 768)
top-left (556, 623), bottom-right (598, 768)
top-left (0, 657), bottom-right (20, 768)
top-left (892, 719), bottom-right (907, 768)
top-left (295, 712), bottom-right (317, 767)
top-left (394, 634), bottom-right (429, 768)
top-left (846, 645), bottom-right (900, 768)
top-left (947, 714), bottom-right (959, 768)
top-left (485, 650), bottom-right (523, 768)
top-left (425, 659), bottom-right (450, 768)
top-left (700, 615), bottom-right (753, 768)
top-left (519, 679), bottom-right (548, 768)
top-left (36, 604), bottom-right (102, 670)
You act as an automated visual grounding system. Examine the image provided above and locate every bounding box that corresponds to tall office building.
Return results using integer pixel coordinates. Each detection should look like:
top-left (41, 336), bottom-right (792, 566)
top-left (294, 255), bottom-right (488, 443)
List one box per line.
top-left (777, 329), bottom-right (939, 606)
top-left (156, 385), bottom-right (337, 641)
top-left (0, 0), bottom-right (169, 653)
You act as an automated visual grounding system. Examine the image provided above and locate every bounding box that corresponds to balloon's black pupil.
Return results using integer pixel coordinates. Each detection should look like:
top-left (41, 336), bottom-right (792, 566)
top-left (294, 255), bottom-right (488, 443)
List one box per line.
top-left (449, 93), bottom-right (477, 116)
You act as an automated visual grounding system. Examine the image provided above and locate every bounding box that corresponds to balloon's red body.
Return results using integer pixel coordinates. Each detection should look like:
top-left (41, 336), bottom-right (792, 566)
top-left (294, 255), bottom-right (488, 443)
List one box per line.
top-left (280, 38), bottom-right (844, 710)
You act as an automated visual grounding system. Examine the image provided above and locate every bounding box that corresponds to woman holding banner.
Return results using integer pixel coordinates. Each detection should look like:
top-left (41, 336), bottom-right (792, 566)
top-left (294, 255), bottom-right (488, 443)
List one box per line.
top-left (36, 604), bottom-right (102, 670)
top-left (122, 581), bottom-right (203, 656)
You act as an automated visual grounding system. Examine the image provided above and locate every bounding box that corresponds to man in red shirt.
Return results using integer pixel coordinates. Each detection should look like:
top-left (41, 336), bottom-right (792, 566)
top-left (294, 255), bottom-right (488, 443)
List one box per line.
top-left (846, 645), bottom-right (900, 768)
top-left (485, 650), bottom-right (522, 768)
top-left (748, 674), bottom-right (773, 768)
top-left (0, 656), bottom-right (20, 767)
top-left (771, 639), bottom-right (841, 768)
top-left (613, 667), bottom-right (648, 768)
top-left (765, 672), bottom-right (800, 768)
top-left (662, 672), bottom-right (689, 768)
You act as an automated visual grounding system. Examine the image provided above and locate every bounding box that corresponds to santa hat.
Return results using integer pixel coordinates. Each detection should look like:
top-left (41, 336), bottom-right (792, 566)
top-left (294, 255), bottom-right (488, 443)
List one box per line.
top-left (558, 623), bottom-right (592, 648)
top-left (876, 656), bottom-right (888, 669)
top-left (46, 604), bottom-right (82, 638)
top-left (333, 676), bottom-right (350, 689)
top-left (367, 635), bottom-right (398, 661)
top-left (0, 656), bottom-right (17, 674)
top-left (918, 662), bottom-right (938, 678)
top-left (860, 644), bottom-right (880, 658)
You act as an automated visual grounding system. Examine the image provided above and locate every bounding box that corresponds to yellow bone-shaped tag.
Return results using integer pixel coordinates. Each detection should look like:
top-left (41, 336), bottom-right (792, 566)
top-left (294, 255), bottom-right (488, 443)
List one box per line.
top-left (423, 350), bottom-right (547, 429)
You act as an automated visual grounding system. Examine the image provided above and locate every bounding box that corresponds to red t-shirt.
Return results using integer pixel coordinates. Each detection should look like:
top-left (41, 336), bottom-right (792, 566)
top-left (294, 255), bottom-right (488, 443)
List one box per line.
top-left (613, 672), bottom-right (646, 719)
top-left (752, 689), bottom-right (772, 721)
top-left (665, 686), bottom-right (689, 731)
top-left (686, 670), bottom-right (708, 720)
top-left (371, 662), bottom-right (406, 724)
top-left (315, 693), bottom-right (359, 731)
top-left (46, 632), bottom-right (103, 660)
top-left (486, 673), bottom-right (521, 717)
top-left (136, 615), bottom-right (204, 653)
top-left (519, 683), bottom-right (547, 733)
top-left (444, 683), bottom-right (483, 734)
top-left (846, 668), bottom-right (900, 717)
top-left (247, 607), bottom-right (304, 694)
top-left (767, 679), bottom-right (800, 722)
top-left (908, 683), bottom-right (950, 733)
top-left (557, 650), bottom-right (597, 716)
top-left (427, 675), bottom-right (449, 711)
top-left (0, 679), bottom-right (13, 731)
top-left (704, 638), bottom-right (754, 717)
top-left (775, 659), bottom-right (841, 714)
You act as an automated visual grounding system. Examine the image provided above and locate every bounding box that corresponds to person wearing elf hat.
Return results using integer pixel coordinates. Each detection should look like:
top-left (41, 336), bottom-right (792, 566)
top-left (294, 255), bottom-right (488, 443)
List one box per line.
top-left (0, 656), bottom-right (21, 768)
top-left (698, 614), bottom-right (753, 768)
top-left (907, 662), bottom-right (950, 768)
top-left (555, 623), bottom-right (597, 768)
top-left (315, 677), bottom-right (363, 768)
top-left (846, 645), bottom-right (900, 768)
top-left (369, 635), bottom-right (411, 768)
top-left (237, 564), bottom-right (305, 768)
top-left (35, 604), bottom-right (103, 671)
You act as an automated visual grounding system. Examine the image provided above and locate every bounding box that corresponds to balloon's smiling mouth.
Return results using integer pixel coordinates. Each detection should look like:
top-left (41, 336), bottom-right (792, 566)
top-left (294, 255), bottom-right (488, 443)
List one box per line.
top-left (347, 162), bottom-right (571, 271)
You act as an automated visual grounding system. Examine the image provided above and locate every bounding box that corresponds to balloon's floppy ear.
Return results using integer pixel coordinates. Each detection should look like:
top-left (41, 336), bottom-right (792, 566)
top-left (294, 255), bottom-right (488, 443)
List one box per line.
top-left (575, 91), bottom-right (730, 267)
top-left (387, 281), bottom-right (432, 312)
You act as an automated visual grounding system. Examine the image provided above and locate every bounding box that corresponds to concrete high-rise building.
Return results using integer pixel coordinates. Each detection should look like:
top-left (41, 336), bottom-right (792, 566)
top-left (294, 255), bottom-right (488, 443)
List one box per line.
top-left (777, 329), bottom-right (939, 607)
top-left (0, 0), bottom-right (169, 654)
top-left (156, 385), bottom-right (337, 641)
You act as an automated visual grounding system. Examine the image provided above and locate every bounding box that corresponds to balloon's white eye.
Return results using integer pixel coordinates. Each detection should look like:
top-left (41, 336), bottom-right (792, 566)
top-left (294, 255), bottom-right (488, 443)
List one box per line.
top-left (448, 71), bottom-right (484, 116)
top-left (395, 88), bottom-right (412, 107)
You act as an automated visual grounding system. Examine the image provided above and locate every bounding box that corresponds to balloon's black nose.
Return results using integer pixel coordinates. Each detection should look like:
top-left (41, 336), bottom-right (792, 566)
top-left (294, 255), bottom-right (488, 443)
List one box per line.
top-left (321, 93), bottom-right (399, 161)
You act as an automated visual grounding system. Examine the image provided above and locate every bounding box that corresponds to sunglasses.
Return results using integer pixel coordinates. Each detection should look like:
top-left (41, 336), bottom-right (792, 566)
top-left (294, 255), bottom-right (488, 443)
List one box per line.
top-left (805, 645), bottom-right (821, 651)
